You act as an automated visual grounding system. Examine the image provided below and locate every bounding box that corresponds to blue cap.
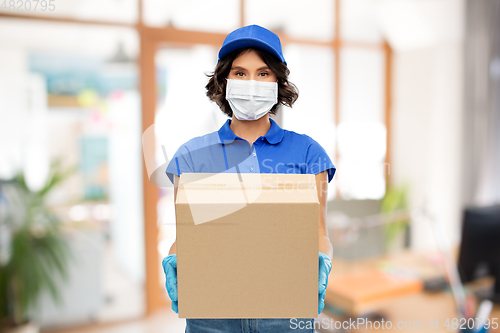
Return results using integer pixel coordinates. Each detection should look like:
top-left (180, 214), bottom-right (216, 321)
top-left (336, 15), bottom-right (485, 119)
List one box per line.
top-left (218, 25), bottom-right (287, 65)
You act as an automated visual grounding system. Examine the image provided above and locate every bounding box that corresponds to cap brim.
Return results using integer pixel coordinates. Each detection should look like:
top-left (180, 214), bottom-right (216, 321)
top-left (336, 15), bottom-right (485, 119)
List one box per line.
top-left (218, 38), bottom-right (287, 65)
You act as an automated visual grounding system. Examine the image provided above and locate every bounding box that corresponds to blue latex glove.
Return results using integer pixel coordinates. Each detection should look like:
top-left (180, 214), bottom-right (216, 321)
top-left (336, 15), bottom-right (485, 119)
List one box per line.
top-left (162, 254), bottom-right (178, 314)
top-left (318, 252), bottom-right (332, 315)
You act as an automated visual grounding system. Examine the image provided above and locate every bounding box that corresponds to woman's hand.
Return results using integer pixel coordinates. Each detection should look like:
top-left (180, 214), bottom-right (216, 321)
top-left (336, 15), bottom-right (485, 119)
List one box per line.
top-left (318, 252), bottom-right (332, 315)
top-left (162, 254), bottom-right (178, 314)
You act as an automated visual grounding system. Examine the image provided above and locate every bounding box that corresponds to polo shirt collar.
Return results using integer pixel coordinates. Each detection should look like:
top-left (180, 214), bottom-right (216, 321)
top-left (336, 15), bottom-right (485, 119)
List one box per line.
top-left (264, 118), bottom-right (284, 144)
top-left (217, 118), bottom-right (284, 145)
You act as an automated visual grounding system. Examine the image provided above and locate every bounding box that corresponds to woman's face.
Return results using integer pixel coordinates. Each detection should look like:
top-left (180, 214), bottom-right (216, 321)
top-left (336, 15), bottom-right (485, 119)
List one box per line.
top-left (227, 49), bottom-right (277, 82)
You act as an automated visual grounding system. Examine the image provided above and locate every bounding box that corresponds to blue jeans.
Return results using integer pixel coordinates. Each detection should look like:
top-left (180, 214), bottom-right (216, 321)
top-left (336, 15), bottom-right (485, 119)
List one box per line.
top-left (185, 318), bottom-right (316, 333)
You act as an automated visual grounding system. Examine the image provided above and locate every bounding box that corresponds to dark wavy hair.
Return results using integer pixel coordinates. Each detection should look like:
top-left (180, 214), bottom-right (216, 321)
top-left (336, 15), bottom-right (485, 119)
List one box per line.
top-left (205, 47), bottom-right (299, 117)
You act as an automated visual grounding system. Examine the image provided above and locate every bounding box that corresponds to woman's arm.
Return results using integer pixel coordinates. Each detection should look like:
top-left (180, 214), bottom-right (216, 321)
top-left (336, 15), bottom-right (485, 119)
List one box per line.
top-left (316, 170), bottom-right (333, 260)
top-left (168, 174), bottom-right (179, 255)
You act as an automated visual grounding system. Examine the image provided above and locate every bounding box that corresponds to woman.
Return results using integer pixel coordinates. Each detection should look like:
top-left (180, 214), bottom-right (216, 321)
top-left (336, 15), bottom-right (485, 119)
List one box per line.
top-left (163, 24), bottom-right (336, 333)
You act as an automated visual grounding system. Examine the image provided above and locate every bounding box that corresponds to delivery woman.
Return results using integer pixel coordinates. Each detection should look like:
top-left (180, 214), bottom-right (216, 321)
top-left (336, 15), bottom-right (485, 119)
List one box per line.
top-left (163, 24), bottom-right (336, 333)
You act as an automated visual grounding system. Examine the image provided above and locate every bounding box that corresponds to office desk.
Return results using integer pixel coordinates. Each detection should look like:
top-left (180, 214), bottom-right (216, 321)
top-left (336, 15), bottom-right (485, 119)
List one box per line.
top-left (321, 250), bottom-right (500, 333)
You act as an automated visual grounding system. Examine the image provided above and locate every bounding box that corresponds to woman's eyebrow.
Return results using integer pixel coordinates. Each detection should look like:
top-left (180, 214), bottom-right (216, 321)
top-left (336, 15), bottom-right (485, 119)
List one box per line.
top-left (230, 66), bottom-right (270, 71)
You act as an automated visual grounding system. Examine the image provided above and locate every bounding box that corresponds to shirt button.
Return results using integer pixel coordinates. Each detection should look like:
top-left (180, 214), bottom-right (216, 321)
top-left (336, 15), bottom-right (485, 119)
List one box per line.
top-left (252, 152), bottom-right (256, 157)
top-left (250, 167), bottom-right (254, 172)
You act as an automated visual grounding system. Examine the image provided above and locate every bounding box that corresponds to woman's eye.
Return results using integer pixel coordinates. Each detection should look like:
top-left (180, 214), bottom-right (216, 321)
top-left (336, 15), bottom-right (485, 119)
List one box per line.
top-left (259, 72), bottom-right (269, 76)
top-left (235, 72), bottom-right (245, 76)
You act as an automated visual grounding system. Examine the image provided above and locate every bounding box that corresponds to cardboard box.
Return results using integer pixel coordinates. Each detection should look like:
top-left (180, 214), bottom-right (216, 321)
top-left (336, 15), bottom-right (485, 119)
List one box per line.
top-left (175, 172), bottom-right (319, 319)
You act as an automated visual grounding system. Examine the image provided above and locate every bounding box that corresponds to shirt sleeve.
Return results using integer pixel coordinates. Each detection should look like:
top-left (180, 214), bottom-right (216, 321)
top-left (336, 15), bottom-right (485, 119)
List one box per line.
top-left (305, 136), bottom-right (336, 183)
top-left (165, 144), bottom-right (195, 185)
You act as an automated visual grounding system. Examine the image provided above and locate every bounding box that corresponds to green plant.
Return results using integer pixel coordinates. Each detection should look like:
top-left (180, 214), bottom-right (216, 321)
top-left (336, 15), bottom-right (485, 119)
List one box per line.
top-left (0, 159), bottom-right (76, 329)
top-left (381, 183), bottom-right (410, 252)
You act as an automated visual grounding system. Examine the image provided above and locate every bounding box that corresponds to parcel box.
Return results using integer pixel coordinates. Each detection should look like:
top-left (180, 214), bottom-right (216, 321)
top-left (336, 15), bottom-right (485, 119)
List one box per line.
top-left (175, 172), bottom-right (319, 319)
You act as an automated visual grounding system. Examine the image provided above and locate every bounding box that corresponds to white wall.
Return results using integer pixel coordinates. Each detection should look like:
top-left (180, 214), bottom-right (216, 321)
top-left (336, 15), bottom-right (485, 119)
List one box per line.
top-left (0, 48), bottom-right (30, 179)
top-left (388, 0), bottom-right (465, 250)
top-left (108, 90), bottom-right (145, 285)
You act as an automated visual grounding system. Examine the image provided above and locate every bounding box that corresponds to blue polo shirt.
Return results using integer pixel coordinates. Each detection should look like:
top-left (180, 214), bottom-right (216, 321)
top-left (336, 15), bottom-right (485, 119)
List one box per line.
top-left (166, 118), bottom-right (336, 183)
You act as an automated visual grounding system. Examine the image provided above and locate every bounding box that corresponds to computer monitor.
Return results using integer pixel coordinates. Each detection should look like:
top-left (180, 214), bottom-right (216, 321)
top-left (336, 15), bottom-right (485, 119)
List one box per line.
top-left (457, 205), bottom-right (500, 303)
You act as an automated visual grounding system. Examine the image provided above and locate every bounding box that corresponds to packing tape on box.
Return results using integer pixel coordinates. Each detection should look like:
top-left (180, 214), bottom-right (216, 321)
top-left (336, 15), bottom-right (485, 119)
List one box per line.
top-left (180, 183), bottom-right (316, 191)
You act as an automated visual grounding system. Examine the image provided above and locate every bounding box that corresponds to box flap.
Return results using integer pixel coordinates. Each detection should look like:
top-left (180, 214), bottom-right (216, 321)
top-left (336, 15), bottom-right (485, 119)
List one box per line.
top-left (177, 173), bottom-right (318, 226)
top-left (177, 172), bottom-right (318, 205)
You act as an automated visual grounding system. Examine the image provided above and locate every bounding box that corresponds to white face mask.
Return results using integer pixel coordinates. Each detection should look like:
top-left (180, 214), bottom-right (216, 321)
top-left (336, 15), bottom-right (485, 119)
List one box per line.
top-left (225, 79), bottom-right (278, 121)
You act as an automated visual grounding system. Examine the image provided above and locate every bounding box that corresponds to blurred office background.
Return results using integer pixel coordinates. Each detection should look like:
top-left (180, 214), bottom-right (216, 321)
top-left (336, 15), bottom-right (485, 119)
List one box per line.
top-left (0, 0), bottom-right (499, 332)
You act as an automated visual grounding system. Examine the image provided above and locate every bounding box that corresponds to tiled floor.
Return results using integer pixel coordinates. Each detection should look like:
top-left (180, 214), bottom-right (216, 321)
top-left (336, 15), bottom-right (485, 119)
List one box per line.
top-left (42, 308), bottom-right (187, 333)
